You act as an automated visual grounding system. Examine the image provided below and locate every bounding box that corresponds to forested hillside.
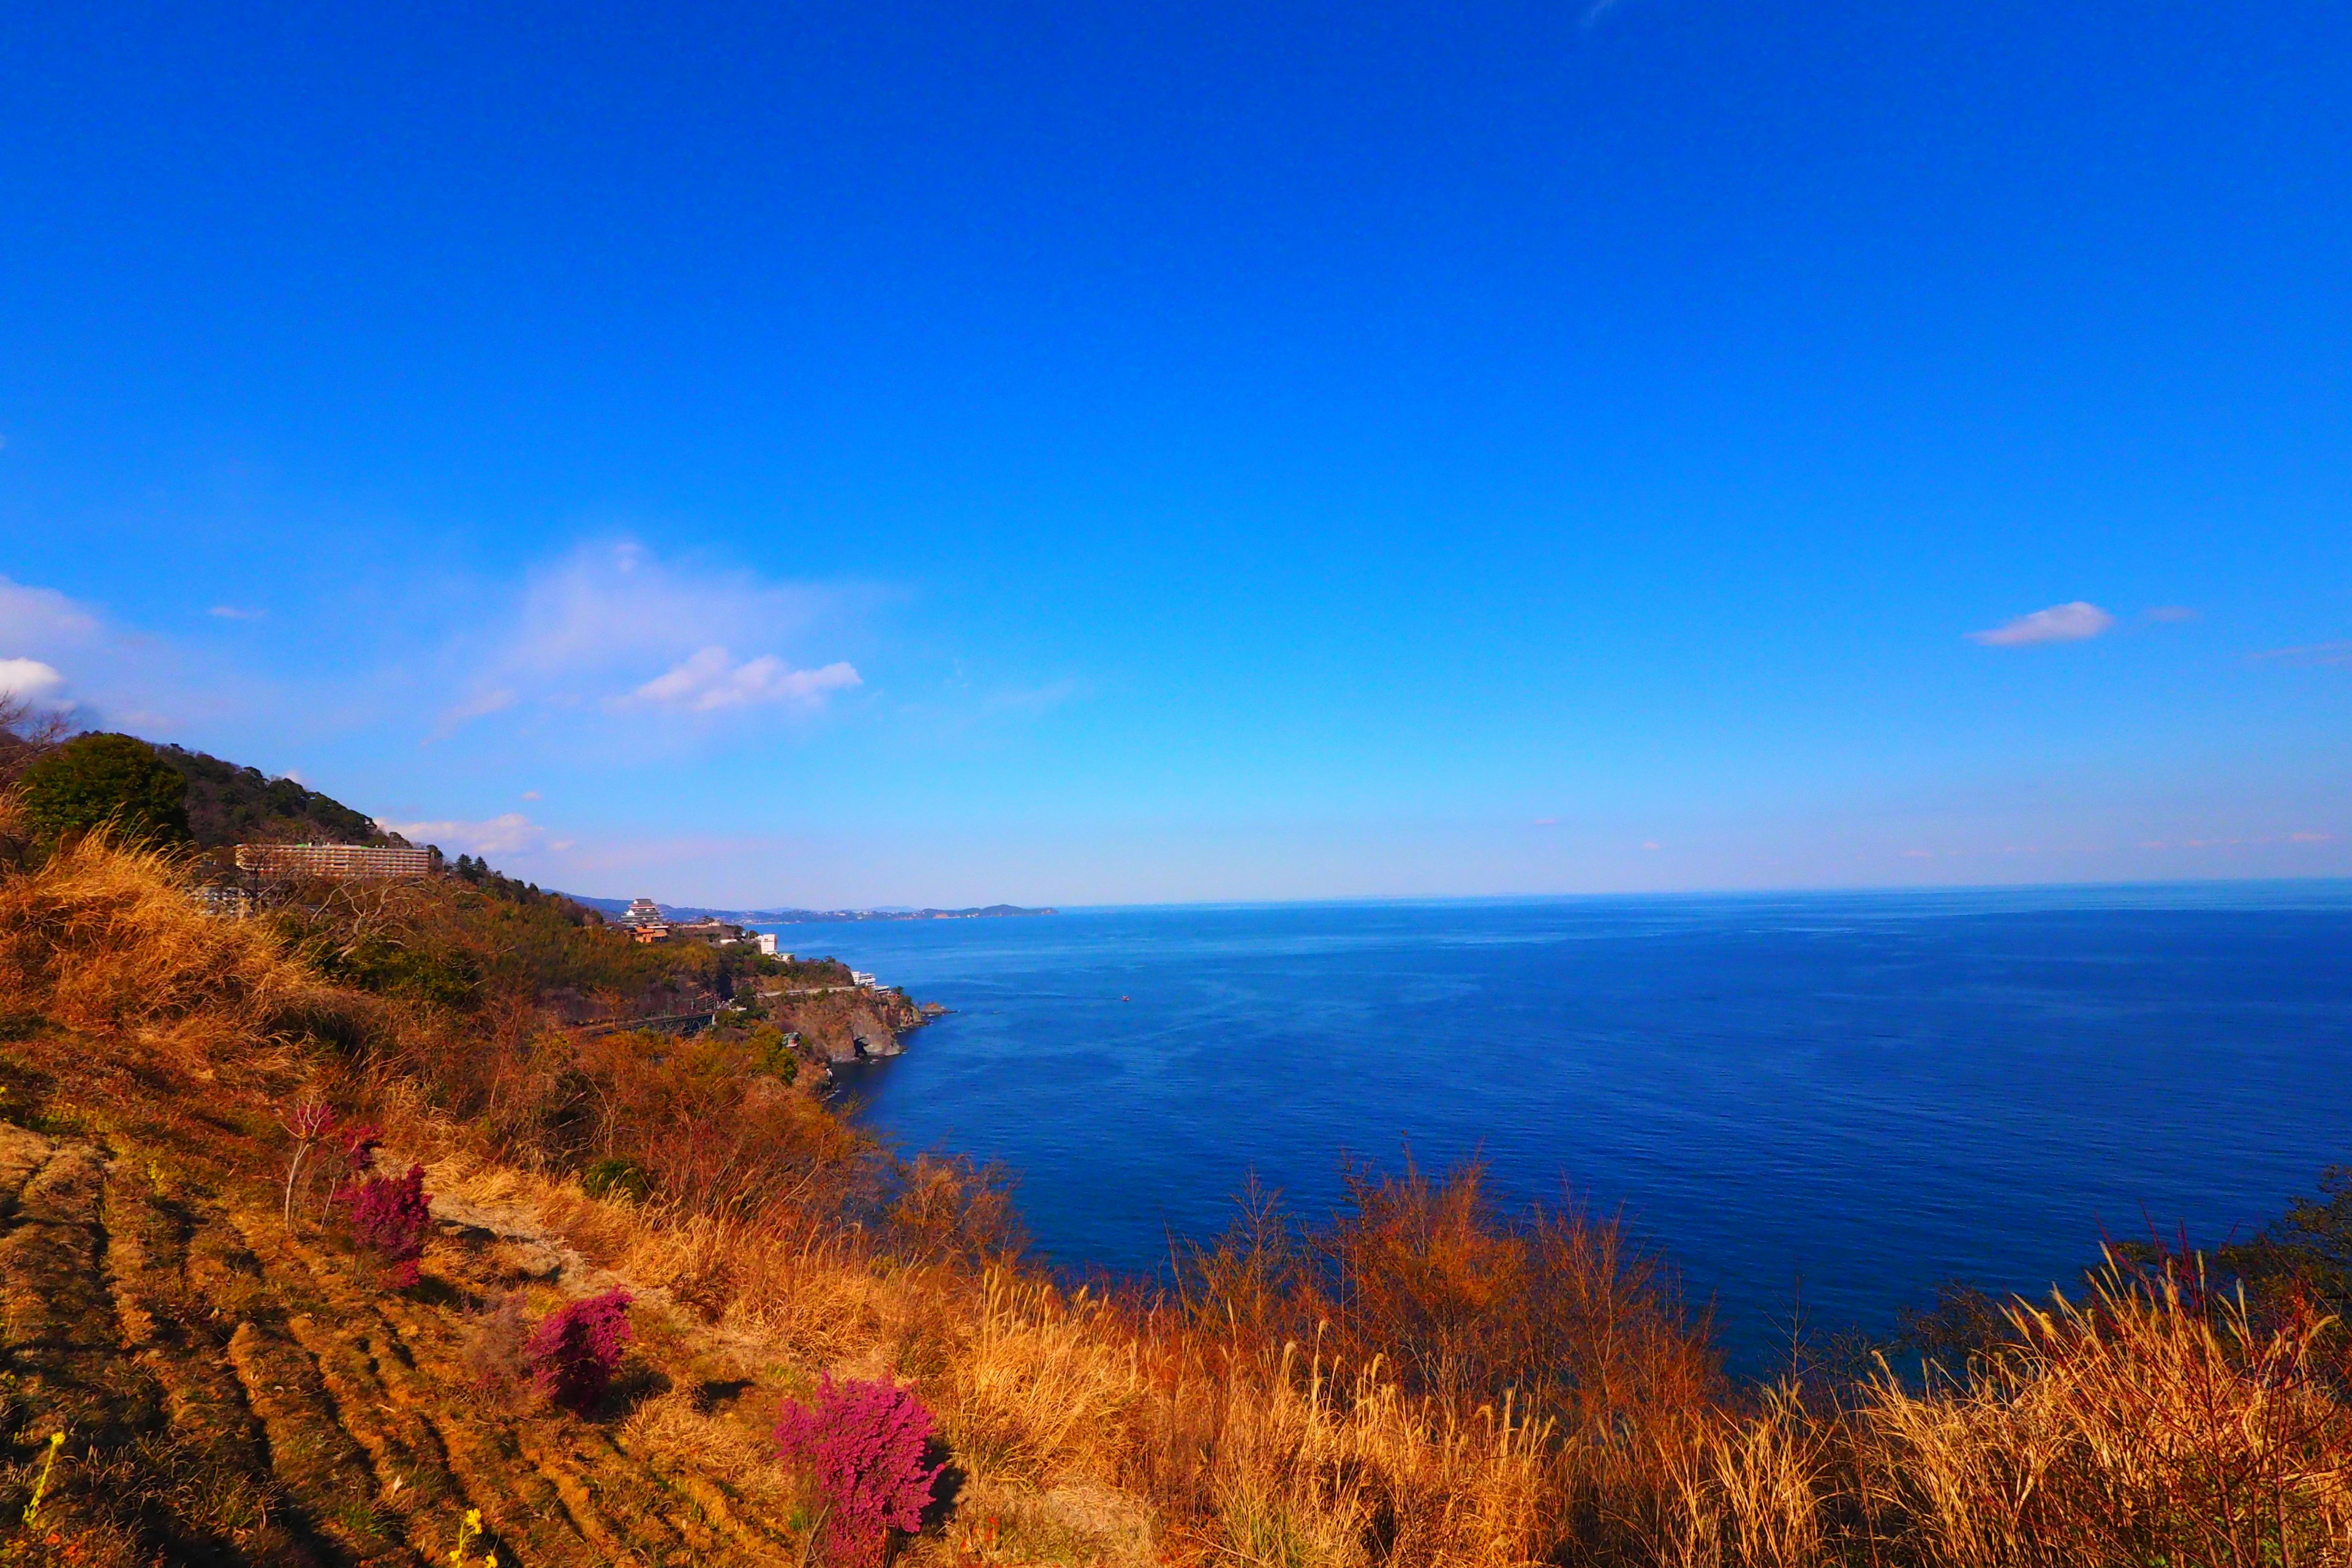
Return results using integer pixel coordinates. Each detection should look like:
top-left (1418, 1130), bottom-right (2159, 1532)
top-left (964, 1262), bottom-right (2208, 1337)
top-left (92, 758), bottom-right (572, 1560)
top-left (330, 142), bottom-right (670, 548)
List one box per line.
top-left (157, 744), bottom-right (389, 848)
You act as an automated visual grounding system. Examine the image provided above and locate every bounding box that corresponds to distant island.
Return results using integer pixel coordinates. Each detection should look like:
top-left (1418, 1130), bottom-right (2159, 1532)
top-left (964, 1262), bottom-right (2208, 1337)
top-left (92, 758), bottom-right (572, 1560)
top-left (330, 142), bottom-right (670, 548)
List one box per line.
top-left (560, 894), bottom-right (1056, 923)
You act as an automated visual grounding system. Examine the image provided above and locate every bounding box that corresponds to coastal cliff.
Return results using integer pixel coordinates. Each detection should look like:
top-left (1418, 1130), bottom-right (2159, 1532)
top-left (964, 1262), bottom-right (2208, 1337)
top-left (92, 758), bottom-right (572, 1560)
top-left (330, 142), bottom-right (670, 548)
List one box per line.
top-left (750, 976), bottom-right (937, 1065)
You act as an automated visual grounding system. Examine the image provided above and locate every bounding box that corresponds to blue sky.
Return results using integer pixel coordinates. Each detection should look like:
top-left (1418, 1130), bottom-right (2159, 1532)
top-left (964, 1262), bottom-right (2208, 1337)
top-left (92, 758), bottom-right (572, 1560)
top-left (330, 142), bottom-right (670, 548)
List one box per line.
top-left (3, 0), bottom-right (2348, 905)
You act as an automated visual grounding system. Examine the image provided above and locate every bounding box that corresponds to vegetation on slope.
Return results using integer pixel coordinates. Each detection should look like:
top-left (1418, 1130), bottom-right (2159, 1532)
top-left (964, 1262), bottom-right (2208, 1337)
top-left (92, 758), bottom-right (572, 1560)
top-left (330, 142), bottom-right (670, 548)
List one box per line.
top-left (0, 725), bottom-right (2348, 1566)
top-left (156, 745), bottom-right (388, 850)
top-left (16, 734), bottom-right (194, 849)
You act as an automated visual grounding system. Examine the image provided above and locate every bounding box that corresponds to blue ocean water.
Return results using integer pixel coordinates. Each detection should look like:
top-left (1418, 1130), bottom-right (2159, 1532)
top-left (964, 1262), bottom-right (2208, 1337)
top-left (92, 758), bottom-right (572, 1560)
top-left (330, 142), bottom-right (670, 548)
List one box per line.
top-left (763, 885), bottom-right (2352, 1371)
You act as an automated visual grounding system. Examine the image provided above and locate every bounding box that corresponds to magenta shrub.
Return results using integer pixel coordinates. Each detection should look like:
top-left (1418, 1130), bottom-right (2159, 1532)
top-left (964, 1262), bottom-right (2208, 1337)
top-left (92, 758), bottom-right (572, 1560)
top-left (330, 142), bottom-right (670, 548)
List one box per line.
top-left (774, 1375), bottom-right (943, 1564)
top-left (339, 1163), bottom-right (431, 1286)
top-left (526, 1289), bottom-right (635, 1415)
top-left (337, 1121), bottom-right (383, 1177)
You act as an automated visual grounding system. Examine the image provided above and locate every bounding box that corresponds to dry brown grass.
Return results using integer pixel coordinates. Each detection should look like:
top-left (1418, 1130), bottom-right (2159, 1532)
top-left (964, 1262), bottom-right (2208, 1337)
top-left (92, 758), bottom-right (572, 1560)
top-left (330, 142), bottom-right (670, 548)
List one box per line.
top-left (0, 826), bottom-right (320, 1047)
top-left (1855, 1257), bottom-right (2352, 1567)
top-left (941, 1272), bottom-right (1142, 1488)
top-left (9, 823), bottom-right (2352, 1568)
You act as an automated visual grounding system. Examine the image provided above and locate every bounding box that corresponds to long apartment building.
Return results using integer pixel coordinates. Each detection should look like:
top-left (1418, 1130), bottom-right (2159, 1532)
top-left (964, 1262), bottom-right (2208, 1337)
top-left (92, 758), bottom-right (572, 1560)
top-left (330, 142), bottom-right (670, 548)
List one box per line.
top-left (233, 843), bottom-right (435, 880)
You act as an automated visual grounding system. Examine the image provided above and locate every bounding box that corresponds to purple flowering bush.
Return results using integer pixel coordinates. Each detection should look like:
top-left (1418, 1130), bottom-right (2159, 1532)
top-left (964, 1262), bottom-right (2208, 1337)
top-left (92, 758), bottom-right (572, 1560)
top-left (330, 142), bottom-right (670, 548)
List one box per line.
top-left (526, 1289), bottom-right (635, 1415)
top-left (774, 1375), bottom-right (944, 1564)
top-left (339, 1162), bottom-right (431, 1287)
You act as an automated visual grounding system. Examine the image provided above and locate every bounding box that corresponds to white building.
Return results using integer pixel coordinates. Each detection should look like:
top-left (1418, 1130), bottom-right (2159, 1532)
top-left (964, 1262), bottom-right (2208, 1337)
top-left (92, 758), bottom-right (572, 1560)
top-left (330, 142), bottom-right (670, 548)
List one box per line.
top-left (755, 933), bottom-right (790, 958)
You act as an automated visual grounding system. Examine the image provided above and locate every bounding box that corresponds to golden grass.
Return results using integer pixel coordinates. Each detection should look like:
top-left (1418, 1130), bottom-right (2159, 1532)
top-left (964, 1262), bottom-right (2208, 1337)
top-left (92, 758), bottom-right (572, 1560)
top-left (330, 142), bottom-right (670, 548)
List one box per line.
top-left (1856, 1258), bottom-right (2352, 1567)
top-left (0, 827), bottom-right (319, 1046)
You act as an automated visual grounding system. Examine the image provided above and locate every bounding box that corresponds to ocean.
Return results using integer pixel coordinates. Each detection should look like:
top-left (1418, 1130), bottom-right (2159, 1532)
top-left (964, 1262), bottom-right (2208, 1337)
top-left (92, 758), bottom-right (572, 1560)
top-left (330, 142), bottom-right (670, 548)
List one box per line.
top-left (761, 884), bottom-right (2352, 1371)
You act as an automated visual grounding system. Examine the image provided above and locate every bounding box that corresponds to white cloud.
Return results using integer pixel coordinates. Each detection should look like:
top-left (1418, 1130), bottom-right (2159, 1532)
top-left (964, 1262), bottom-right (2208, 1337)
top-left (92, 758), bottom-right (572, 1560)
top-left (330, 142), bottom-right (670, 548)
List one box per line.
top-left (208, 605), bottom-right (265, 620)
top-left (0, 577), bottom-right (101, 646)
top-left (2248, 641), bottom-right (2352, 668)
top-left (0, 575), bottom-right (264, 731)
top-left (439, 542), bottom-right (872, 734)
top-left (627, 647), bottom-right (861, 712)
top-left (1966, 601), bottom-right (2116, 647)
top-left (0, 658), bottom-right (64, 700)
top-left (379, 812), bottom-right (548, 857)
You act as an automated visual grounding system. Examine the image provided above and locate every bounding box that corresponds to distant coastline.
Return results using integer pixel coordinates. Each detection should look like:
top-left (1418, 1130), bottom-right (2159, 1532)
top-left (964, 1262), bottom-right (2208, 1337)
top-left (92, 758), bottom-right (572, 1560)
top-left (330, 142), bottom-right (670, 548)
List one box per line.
top-left (559, 892), bottom-right (1056, 924)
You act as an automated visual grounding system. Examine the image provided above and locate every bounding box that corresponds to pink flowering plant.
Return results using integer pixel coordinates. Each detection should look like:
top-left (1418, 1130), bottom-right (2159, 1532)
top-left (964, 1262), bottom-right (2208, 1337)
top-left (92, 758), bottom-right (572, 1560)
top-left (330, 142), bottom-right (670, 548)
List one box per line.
top-left (332, 1121), bottom-right (382, 1190)
top-left (337, 1162), bottom-right (432, 1287)
top-left (526, 1289), bottom-right (635, 1414)
top-left (774, 1375), bottom-right (944, 1564)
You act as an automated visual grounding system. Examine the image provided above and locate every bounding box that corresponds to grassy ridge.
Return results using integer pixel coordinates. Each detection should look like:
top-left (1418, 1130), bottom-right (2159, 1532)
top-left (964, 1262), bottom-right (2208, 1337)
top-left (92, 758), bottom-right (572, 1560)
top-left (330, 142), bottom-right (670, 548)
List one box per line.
top-left (0, 811), bottom-right (2348, 1565)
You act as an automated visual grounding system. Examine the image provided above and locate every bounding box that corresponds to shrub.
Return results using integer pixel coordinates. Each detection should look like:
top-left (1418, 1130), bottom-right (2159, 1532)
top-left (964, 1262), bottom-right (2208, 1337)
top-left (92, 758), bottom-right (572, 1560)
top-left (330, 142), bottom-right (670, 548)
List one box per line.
top-left (527, 1289), bottom-right (635, 1415)
top-left (459, 1292), bottom-right (533, 1410)
top-left (18, 733), bottom-right (192, 848)
top-left (747, 1022), bottom-right (801, 1082)
top-left (339, 1163), bottom-right (431, 1287)
top-left (581, 1155), bottom-right (652, 1204)
top-left (774, 1375), bottom-right (944, 1564)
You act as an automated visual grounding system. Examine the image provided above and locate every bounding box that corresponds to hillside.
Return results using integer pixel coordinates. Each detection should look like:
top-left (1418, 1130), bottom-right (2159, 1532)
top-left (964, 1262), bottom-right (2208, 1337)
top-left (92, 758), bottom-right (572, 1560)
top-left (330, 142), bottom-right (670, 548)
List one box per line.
top-left (157, 745), bottom-right (390, 850)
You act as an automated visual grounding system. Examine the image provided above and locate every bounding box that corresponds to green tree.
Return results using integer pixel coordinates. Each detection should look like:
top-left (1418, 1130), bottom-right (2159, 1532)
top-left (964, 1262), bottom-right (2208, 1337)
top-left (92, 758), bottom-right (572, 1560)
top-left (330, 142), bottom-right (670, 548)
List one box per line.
top-left (18, 732), bottom-right (194, 848)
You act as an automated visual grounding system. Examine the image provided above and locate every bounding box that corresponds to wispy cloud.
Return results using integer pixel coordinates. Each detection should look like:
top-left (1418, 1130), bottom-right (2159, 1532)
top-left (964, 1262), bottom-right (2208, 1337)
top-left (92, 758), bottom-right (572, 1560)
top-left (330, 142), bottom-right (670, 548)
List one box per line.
top-left (208, 605), bottom-right (265, 621)
top-left (0, 574), bottom-right (257, 729)
top-left (0, 576), bottom-right (102, 648)
top-left (2135, 830), bottom-right (2337, 850)
top-left (2144, 605), bottom-right (2199, 624)
top-left (437, 542), bottom-right (873, 736)
top-left (2247, 641), bottom-right (2352, 668)
top-left (424, 687), bottom-right (517, 741)
top-left (378, 812), bottom-right (553, 857)
top-left (1966, 601), bottom-right (2116, 647)
top-left (980, 678), bottom-right (1082, 718)
top-left (625, 647), bottom-right (861, 713)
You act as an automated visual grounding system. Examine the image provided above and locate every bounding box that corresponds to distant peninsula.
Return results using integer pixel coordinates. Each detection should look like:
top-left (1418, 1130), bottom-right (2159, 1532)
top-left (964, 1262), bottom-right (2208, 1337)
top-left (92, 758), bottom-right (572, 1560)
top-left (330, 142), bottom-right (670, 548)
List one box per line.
top-left (560, 894), bottom-right (1056, 923)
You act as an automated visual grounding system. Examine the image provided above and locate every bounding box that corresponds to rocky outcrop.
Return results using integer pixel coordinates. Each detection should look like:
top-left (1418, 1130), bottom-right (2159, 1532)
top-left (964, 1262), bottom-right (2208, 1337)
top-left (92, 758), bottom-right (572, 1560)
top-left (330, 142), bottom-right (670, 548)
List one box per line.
top-left (756, 984), bottom-right (932, 1063)
top-left (843, 1003), bottom-right (905, 1060)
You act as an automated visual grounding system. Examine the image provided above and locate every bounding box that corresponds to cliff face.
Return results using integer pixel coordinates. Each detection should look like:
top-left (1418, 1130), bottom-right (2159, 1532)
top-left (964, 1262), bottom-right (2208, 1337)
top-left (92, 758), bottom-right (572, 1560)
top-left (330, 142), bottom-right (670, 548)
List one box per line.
top-left (755, 984), bottom-right (932, 1063)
